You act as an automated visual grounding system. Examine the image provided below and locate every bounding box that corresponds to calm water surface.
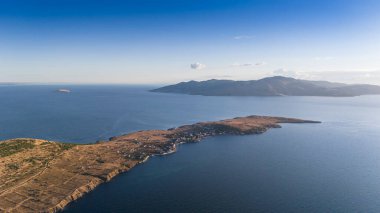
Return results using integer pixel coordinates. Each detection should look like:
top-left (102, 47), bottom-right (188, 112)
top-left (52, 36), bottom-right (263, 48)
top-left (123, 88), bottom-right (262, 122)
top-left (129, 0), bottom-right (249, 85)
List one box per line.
top-left (0, 85), bottom-right (380, 212)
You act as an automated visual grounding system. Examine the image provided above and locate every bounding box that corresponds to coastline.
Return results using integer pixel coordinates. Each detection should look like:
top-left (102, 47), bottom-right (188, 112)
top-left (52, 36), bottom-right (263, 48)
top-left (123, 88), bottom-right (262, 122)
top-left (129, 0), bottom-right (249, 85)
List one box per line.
top-left (0, 115), bottom-right (320, 212)
top-left (60, 146), bottom-right (176, 212)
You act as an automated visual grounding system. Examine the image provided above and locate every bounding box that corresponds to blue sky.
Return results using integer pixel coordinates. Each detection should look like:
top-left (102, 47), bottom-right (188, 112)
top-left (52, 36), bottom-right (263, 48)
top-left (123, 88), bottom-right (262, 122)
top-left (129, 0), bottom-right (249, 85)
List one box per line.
top-left (1, 0), bottom-right (380, 84)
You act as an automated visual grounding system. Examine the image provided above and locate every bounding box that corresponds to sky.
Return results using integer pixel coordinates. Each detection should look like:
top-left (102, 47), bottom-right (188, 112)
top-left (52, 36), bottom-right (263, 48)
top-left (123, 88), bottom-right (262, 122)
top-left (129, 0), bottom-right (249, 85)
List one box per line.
top-left (1, 0), bottom-right (380, 84)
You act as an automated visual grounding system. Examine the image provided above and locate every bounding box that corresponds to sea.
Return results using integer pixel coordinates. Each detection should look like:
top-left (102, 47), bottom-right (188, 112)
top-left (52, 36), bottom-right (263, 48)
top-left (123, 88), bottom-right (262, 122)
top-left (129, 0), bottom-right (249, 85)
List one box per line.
top-left (1, 85), bottom-right (380, 212)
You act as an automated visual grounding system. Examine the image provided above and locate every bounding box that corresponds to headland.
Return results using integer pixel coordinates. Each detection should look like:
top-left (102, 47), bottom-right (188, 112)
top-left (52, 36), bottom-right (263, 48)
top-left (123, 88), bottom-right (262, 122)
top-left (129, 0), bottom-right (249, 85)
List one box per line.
top-left (0, 116), bottom-right (320, 212)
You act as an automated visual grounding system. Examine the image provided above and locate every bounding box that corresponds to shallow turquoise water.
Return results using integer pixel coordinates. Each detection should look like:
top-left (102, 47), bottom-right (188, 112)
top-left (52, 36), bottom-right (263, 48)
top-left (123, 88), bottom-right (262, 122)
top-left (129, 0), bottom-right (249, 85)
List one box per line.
top-left (0, 85), bottom-right (379, 212)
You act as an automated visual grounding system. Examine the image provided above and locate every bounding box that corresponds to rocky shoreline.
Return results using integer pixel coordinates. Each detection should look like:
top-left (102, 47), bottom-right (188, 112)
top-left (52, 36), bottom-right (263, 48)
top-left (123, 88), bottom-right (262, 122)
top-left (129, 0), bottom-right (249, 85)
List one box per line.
top-left (0, 115), bottom-right (320, 212)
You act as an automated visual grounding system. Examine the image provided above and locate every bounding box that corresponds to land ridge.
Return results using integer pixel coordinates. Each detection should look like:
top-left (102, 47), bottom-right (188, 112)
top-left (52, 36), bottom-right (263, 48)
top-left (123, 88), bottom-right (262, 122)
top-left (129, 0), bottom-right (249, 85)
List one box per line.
top-left (0, 115), bottom-right (320, 212)
top-left (151, 76), bottom-right (380, 97)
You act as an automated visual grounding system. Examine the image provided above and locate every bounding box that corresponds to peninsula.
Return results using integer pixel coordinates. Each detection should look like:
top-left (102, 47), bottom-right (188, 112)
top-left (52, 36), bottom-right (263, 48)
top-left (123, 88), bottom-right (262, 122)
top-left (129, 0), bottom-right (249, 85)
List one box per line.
top-left (0, 116), bottom-right (320, 212)
top-left (151, 76), bottom-right (380, 97)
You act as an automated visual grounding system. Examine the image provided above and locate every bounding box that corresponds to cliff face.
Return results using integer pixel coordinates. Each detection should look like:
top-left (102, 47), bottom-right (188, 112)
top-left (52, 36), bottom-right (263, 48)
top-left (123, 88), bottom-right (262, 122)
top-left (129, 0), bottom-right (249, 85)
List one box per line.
top-left (48, 178), bottom-right (103, 212)
top-left (0, 115), bottom-right (319, 212)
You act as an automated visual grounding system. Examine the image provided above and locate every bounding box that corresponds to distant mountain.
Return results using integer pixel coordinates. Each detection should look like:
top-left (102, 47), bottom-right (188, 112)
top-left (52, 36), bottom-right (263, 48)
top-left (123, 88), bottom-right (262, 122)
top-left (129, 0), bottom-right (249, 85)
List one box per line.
top-left (0, 83), bottom-right (18, 86)
top-left (151, 76), bottom-right (380, 97)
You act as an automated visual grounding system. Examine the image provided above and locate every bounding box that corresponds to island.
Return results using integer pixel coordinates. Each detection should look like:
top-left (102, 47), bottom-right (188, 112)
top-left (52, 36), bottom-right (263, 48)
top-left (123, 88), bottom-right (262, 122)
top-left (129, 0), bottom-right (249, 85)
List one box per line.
top-left (151, 76), bottom-right (380, 97)
top-left (0, 116), bottom-right (320, 212)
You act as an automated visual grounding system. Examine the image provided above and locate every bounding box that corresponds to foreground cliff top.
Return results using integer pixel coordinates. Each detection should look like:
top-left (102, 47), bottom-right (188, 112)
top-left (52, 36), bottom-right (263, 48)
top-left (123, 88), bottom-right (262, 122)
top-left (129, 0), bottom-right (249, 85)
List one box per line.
top-left (151, 76), bottom-right (380, 97)
top-left (0, 116), bottom-right (319, 212)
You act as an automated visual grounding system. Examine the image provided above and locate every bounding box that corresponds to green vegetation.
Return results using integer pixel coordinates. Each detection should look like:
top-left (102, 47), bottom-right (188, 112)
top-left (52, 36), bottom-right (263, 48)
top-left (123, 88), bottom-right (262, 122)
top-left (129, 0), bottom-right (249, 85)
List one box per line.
top-left (24, 157), bottom-right (38, 165)
top-left (42, 159), bottom-right (49, 165)
top-left (40, 141), bottom-right (51, 146)
top-left (0, 139), bottom-right (35, 157)
top-left (58, 143), bottom-right (77, 151)
top-left (96, 158), bottom-right (105, 163)
top-left (24, 156), bottom-right (45, 165)
top-left (6, 163), bottom-right (20, 170)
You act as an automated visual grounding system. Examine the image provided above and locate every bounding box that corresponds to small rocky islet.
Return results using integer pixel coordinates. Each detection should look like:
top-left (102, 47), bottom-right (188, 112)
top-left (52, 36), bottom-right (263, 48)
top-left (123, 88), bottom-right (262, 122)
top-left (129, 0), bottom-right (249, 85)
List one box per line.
top-left (0, 115), bottom-right (320, 212)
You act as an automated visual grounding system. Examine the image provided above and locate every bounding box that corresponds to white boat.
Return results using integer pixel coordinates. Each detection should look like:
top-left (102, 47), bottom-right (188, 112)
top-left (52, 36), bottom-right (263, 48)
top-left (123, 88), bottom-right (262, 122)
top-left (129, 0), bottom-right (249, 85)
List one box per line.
top-left (57, 89), bottom-right (71, 93)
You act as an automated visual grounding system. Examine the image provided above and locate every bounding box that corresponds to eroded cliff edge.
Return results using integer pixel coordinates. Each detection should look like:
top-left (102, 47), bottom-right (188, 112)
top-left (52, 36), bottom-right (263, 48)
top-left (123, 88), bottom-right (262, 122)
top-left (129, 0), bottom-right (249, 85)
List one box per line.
top-left (0, 115), bottom-right (320, 212)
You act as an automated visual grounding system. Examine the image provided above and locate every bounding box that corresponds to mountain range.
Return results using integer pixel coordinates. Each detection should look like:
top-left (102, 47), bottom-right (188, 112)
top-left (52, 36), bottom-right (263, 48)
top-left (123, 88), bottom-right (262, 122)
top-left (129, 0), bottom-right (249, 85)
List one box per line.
top-left (151, 76), bottom-right (380, 97)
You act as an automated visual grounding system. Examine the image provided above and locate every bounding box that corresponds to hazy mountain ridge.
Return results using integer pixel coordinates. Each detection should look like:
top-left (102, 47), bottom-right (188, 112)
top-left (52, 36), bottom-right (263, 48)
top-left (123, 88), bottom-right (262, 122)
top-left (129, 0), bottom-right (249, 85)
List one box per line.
top-left (151, 76), bottom-right (380, 97)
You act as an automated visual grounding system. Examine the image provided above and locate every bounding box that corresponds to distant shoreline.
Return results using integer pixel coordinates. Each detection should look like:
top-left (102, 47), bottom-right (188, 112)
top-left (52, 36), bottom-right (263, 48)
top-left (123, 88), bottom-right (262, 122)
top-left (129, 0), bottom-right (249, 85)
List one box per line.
top-left (151, 76), bottom-right (380, 97)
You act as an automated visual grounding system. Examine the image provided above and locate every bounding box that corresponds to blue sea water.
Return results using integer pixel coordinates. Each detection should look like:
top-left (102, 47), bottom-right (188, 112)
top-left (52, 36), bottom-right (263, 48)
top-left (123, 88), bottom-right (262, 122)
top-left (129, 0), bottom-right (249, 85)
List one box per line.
top-left (1, 85), bottom-right (380, 212)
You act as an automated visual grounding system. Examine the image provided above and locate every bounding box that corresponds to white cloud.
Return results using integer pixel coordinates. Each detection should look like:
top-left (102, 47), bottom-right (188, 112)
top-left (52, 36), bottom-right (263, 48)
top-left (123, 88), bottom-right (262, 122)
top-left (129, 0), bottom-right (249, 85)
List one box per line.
top-left (233, 35), bottom-right (254, 40)
top-left (272, 68), bottom-right (300, 78)
top-left (190, 62), bottom-right (206, 70)
top-left (231, 63), bottom-right (253, 67)
top-left (270, 69), bottom-right (380, 85)
top-left (255, 62), bottom-right (267, 66)
top-left (306, 70), bottom-right (380, 85)
top-left (231, 62), bottom-right (266, 67)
